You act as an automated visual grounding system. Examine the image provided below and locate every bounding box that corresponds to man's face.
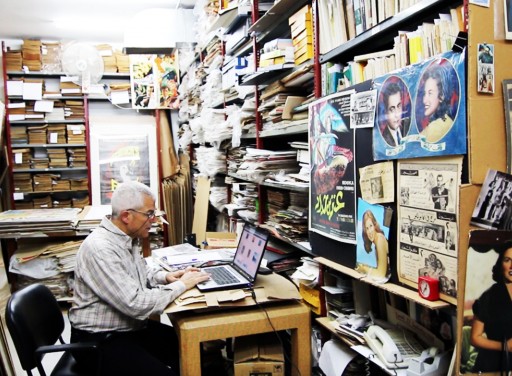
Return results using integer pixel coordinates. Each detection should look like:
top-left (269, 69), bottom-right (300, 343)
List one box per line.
top-left (385, 92), bottom-right (403, 130)
top-left (437, 176), bottom-right (443, 188)
top-left (127, 195), bottom-right (157, 239)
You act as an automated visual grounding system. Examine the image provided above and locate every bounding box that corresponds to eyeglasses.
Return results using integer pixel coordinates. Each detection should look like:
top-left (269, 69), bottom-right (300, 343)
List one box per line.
top-left (127, 209), bottom-right (156, 220)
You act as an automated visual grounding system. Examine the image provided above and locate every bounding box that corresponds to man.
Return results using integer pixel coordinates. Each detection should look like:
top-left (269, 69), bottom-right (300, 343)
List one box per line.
top-left (69, 181), bottom-right (210, 376)
top-left (380, 82), bottom-right (410, 147)
top-left (431, 174), bottom-right (449, 210)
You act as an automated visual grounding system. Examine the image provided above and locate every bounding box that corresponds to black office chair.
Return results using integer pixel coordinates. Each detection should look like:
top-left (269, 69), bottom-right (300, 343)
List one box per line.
top-left (5, 283), bottom-right (100, 376)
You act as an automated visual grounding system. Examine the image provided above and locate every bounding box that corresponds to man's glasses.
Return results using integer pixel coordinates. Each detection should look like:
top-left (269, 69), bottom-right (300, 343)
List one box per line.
top-left (127, 209), bottom-right (156, 220)
top-left (127, 209), bottom-right (169, 225)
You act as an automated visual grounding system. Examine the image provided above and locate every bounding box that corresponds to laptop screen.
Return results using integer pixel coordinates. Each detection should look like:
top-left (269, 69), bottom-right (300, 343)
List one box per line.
top-left (233, 225), bottom-right (269, 279)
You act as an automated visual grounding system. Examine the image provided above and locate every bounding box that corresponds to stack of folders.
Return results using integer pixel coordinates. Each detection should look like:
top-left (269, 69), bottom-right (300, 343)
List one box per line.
top-left (47, 148), bottom-right (68, 168)
top-left (68, 148), bottom-right (87, 167)
top-left (22, 39), bottom-right (42, 71)
top-left (33, 174), bottom-right (55, 192)
top-left (5, 48), bottom-right (22, 71)
top-left (71, 194), bottom-right (90, 209)
top-left (10, 125), bottom-right (28, 144)
top-left (47, 124), bottom-right (67, 144)
top-left (13, 173), bottom-right (33, 193)
top-left (12, 148), bottom-right (32, 169)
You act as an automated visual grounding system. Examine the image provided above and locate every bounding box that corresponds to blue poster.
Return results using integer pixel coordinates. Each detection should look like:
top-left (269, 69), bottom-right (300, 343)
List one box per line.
top-left (373, 51), bottom-right (466, 160)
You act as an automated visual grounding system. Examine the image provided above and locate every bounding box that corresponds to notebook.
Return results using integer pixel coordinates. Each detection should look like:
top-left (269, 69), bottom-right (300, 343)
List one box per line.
top-left (197, 224), bottom-right (270, 292)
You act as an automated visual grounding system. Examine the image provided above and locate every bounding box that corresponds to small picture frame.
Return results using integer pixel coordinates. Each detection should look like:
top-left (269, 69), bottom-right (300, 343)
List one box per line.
top-left (503, 79), bottom-right (512, 172)
top-left (505, 0), bottom-right (512, 40)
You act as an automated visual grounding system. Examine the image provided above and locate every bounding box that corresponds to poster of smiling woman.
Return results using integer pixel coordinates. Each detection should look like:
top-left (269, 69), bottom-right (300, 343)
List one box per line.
top-left (373, 51), bottom-right (466, 160)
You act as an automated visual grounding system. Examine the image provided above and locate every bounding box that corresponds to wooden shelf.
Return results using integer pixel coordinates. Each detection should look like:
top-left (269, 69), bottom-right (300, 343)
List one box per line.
top-left (13, 167), bottom-right (87, 173)
top-left (14, 189), bottom-right (89, 196)
top-left (315, 257), bottom-right (451, 310)
top-left (11, 143), bottom-right (86, 148)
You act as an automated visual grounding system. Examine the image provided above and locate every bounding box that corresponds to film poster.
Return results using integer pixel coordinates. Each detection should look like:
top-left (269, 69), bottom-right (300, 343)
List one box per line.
top-left (309, 90), bottom-right (357, 244)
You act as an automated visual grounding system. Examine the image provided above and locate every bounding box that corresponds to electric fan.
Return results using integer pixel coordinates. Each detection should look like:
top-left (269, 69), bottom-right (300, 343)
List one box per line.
top-left (61, 42), bottom-right (104, 93)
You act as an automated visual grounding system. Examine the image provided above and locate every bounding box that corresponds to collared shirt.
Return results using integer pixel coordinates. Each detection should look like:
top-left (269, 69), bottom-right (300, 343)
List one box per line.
top-left (69, 217), bottom-right (186, 333)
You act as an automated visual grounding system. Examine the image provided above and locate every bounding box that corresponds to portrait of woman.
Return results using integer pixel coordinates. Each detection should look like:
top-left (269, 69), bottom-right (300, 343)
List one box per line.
top-left (415, 58), bottom-right (460, 143)
top-left (462, 232), bottom-right (512, 374)
top-left (355, 200), bottom-right (390, 283)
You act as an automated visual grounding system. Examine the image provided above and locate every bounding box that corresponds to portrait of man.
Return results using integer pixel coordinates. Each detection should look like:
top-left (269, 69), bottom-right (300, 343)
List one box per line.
top-left (378, 78), bottom-right (411, 147)
top-left (431, 174), bottom-right (449, 210)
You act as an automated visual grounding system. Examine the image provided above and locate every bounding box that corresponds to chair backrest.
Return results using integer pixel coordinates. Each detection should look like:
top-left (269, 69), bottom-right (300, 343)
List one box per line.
top-left (5, 283), bottom-right (65, 372)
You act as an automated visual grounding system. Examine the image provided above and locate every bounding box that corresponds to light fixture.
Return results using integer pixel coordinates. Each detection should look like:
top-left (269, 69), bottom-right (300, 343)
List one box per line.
top-left (123, 8), bottom-right (197, 54)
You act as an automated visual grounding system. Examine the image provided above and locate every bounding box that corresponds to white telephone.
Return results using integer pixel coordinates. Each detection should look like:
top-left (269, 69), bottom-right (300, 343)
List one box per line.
top-left (363, 325), bottom-right (425, 369)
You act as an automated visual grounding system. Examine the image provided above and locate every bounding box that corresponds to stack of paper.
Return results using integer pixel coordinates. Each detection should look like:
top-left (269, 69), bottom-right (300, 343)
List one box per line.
top-left (71, 194), bottom-right (90, 209)
top-left (33, 174), bottom-right (54, 192)
top-left (22, 39), bottom-right (42, 71)
top-left (67, 148), bottom-right (87, 167)
top-left (27, 124), bottom-right (48, 144)
top-left (66, 124), bottom-right (86, 144)
top-left (12, 148), bottom-right (31, 169)
top-left (5, 48), bottom-right (23, 71)
top-left (47, 124), bottom-right (66, 144)
top-left (47, 148), bottom-right (68, 168)
top-left (13, 173), bottom-right (33, 193)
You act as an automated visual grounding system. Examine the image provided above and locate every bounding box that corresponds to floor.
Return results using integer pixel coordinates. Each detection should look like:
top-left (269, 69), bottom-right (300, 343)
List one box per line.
top-left (0, 263), bottom-right (232, 376)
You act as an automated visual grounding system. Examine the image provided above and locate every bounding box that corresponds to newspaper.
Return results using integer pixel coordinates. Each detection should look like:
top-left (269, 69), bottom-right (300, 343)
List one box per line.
top-left (397, 156), bottom-right (462, 304)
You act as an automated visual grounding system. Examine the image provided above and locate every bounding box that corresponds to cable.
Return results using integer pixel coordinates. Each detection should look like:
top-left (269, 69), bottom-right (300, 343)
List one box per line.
top-left (248, 285), bottom-right (302, 376)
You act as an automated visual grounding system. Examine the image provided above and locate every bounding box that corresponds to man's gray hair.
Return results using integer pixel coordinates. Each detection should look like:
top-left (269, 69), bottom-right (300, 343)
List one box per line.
top-left (111, 181), bottom-right (155, 217)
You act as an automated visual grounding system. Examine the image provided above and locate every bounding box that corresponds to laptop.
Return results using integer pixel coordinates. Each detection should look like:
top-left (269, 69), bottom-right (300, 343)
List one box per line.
top-left (197, 224), bottom-right (270, 292)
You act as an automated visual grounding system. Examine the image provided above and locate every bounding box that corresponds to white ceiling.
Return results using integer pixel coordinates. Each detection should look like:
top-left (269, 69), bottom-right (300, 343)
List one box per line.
top-left (0, 0), bottom-right (198, 45)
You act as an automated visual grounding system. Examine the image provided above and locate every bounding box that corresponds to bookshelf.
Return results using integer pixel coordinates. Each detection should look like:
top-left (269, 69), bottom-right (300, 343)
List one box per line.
top-left (1, 45), bottom-right (92, 210)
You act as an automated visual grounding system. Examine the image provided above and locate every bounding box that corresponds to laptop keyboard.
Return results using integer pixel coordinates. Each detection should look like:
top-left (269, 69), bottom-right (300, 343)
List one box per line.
top-left (207, 267), bottom-right (240, 285)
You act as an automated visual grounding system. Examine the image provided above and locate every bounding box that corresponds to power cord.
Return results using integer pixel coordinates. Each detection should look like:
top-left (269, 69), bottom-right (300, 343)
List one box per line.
top-left (248, 285), bottom-right (302, 376)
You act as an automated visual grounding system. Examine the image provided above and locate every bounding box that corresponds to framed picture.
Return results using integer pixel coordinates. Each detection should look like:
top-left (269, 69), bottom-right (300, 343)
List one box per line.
top-left (89, 122), bottom-right (159, 206)
top-left (505, 0), bottom-right (512, 40)
top-left (503, 79), bottom-right (512, 172)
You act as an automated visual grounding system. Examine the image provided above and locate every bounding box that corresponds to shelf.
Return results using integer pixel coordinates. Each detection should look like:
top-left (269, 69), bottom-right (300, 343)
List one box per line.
top-left (13, 167), bottom-right (88, 173)
top-left (8, 95), bottom-right (85, 101)
top-left (14, 189), bottom-right (89, 196)
top-left (260, 180), bottom-right (309, 193)
top-left (248, 0), bottom-right (310, 36)
top-left (315, 317), bottom-right (361, 347)
top-left (207, 6), bottom-right (248, 34)
top-left (259, 123), bottom-right (308, 138)
top-left (241, 63), bottom-right (295, 86)
top-left (11, 143), bottom-right (86, 148)
top-left (7, 71), bottom-right (130, 79)
top-left (267, 232), bottom-right (312, 254)
top-left (319, 0), bottom-right (457, 63)
top-left (315, 257), bottom-right (451, 310)
top-left (10, 119), bottom-right (85, 125)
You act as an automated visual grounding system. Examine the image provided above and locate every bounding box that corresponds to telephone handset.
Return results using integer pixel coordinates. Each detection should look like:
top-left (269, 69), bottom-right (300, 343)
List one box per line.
top-left (363, 325), bottom-right (425, 369)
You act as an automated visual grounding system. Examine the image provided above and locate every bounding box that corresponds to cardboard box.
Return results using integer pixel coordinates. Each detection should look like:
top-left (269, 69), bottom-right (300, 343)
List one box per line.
top-left (204, 231), bottom-right (238, 249)
top-left (234, 333), bottom-right (285, 376)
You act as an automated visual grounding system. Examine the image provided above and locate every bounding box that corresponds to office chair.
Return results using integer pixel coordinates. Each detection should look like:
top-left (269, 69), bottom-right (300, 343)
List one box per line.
top-left (5, 283), bottom-right (101, 376)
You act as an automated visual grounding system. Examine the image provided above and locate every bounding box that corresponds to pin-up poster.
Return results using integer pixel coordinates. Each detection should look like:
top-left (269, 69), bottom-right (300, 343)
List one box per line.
top-left (130, 53), bottom-right (180, 110)
top-left (309, 90), bottom-right (357, 244)
top-left (373, 51), bottom-right (466, 160)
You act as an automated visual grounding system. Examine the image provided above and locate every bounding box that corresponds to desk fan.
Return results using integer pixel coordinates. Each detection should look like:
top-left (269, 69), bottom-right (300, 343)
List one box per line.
top-left (61, 42), bottom-right (104, 93)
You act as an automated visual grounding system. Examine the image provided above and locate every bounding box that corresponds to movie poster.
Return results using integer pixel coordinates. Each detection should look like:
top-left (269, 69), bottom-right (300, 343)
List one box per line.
top-left (373, 51), bottom-right (466, 160)
top-left (309, 90), bottom-right (357, 244)
top-left (130, 53), bottom-right (180, 110)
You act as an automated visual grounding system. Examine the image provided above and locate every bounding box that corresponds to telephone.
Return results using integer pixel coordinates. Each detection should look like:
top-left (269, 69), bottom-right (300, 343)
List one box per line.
top-left (363, 325), bottom-right (425, 369)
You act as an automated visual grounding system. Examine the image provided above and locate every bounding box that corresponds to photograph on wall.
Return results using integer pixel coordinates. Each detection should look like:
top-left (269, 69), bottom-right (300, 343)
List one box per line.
top-left (397, 156), bottom-right (462, 304)
top-left (470, 169), bottom-right (512, 230)
top-left (477, 43), bottom-right (495, 94)
top-left (359, 161), bottom-right (395, 204)
top-left (373, 51), bottom-right (466, 160)
top-left (309, 90), bottom-right (357, 244)
top-left (89, 122), bottom-right (158, 206)
top-left (506, 0), bottom-right (512, 40)
top-left (503, 80), bottom-right (512, 173)
top-left (355, 198), bottom-right (391, 283)
top-left (460, 230), bottom-right (512, 374)
top-left (350, 89), bottom-right (377, 128)
top-left (130, 53), bottom-right (180, 110)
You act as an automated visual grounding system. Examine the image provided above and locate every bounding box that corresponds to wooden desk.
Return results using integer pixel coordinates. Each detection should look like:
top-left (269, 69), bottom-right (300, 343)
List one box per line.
top-left (169, 301), bottom-right (311, 376)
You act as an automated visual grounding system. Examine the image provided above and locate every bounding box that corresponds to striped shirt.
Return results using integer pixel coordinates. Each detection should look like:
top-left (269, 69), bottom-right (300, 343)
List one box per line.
top-left (69, 217), bottom-right (185, 333)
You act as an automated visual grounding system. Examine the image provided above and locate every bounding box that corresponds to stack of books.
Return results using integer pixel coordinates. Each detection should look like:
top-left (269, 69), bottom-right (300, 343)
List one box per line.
top-left (33, 174), bottom-right (54, 192)
top-left (96, 44), bottom-right (117, 73)
top-left (22, 39), bottom-right (42, 71)
top-left (68, 148), bottom-right (87, 167)
top-left (64, 100), bottom-right (85, 119)
top-left (10, 125), bottom-right (27, 144)
top-left (72, 194), bottom-right (90, 208)
top-left (47, 124), bottom-right (66, 144)
top-left (47, 148), bottom-right (68, 168)
top-left (66, 124), bottom-right (86, 144)
top-left (115, 51), bottom-right (130, 73)
top-left (12, 148), bottom-right (31, 169)
top-left (42, 42), bottom-right (62, 73)
top-left (60, 79), bottom-right (81, 96)
top-left (13, 173), bottom-right (33, 192)
top-left (45, 106), bottom-right (65, 121)
top-left (70, 177), bottom-right (89, 190)
top-left (27, 124), bottom-right (48, 144)
top-left (33, 195), bottom-right (52, 208)
top-left (52, 177), bottom-right (71, 191)
top-left (5, 48), bottom-right (23, 71)
top-left (52, 196), bottom-right (72, 208)
top-left (259, 39), bottom-right (293, 69)
top-left (289, 5), bottom-right (313, 65)
top-left (7, 103), bottom-right (26, 122)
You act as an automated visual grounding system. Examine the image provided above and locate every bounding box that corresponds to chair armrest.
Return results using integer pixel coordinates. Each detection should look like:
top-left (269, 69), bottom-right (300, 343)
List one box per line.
top-left (35, 341), bottom-right (98, 356)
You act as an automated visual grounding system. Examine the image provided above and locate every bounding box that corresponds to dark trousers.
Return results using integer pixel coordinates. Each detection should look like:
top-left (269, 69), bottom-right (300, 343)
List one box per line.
top-left (71, 320), bottom-right (180, 376)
